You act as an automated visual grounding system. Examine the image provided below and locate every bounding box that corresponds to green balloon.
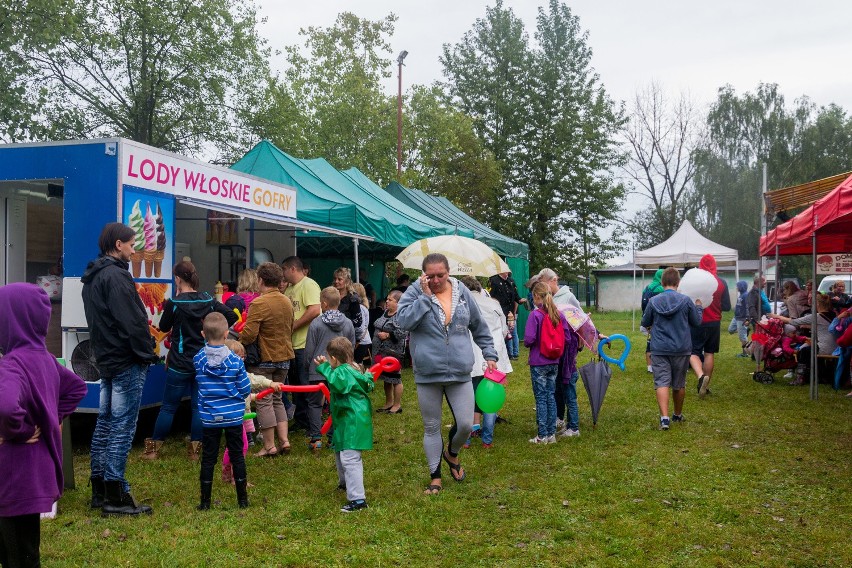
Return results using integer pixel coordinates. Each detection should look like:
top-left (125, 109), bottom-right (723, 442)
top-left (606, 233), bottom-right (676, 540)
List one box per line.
top-left (475, 379), bottom-right (506, 414)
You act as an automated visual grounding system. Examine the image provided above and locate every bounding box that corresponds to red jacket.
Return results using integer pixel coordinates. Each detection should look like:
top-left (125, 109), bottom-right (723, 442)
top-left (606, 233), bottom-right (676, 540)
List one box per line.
top-left (699, 254), bottom-right (731, 324)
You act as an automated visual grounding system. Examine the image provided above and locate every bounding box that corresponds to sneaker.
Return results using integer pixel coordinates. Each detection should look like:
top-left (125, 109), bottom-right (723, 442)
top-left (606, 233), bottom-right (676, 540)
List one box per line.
top-left (556, 419), bottom-right (566, 431)
top-left (470, 424), bottom-right (481, 438)
top-left (340, 499), bottom-right (368, 513)
top-left (671, 414), bottom-right (684, 423)
top-left (735, 352), bottom-right (748, 358)
top-left (659, 417), bottom-right (670, 430)
top-left (559, 428), bottom-right (580, 437)
top-left (308, 438), bottom-right (322, 452)
top-left (783, 371), bottom-right (794, 379)
top-left (699, 376), bottom-right (711, 398)
top-left (482, 443), bottom-right (492, 449)
top-left (463, 438), bottom-right (471, 449)
top-left (528, 436), bottom-right (549, 444)
top-left (545, 435), bottom-right (557, 444)
top-left (696, 375), bottom-right (705, 395)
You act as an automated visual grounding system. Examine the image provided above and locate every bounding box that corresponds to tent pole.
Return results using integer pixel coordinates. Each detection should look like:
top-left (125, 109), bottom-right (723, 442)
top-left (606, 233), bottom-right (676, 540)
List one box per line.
top-left (810, 232), bottom-right (817, 401)
top-left (353, 238), bottom-right (360, 284)
top-left (631, 244), bottom-right (636, 332)
top-left (774, 245), bottom-right (780, 304)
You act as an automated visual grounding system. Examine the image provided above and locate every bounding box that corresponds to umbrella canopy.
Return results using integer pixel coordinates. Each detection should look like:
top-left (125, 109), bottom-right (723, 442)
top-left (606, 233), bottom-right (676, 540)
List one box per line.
top-left (578, 359), bottom-right (612, 426)
top-left (396, 235), bottom-right (510, 277)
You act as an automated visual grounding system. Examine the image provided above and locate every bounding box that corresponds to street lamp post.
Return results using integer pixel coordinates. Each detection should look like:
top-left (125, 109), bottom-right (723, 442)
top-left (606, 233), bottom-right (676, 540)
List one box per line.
top-left (397, 50), bottom-right (408, 181)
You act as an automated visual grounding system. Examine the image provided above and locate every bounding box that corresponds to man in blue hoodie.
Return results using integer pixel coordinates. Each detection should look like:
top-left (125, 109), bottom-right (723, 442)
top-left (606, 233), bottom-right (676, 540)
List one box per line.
top-left (641, 267), bottom-right (703, 430)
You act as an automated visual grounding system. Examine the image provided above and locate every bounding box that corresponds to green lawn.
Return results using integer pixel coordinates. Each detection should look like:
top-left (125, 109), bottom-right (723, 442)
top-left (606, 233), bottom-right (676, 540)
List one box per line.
top-left (46, 312), bottom-right (851, 567)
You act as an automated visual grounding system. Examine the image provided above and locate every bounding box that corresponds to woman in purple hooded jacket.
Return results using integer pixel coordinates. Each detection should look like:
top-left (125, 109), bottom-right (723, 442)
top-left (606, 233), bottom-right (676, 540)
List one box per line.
top-left (0, 283), bottom-right (87, 567)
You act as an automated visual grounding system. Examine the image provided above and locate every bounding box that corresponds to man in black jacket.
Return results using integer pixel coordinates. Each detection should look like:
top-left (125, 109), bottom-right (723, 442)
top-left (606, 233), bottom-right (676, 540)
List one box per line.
top-left (489, 271), bottom-right (525, 360)
top-left (82, 222), bottom-right (158, 517)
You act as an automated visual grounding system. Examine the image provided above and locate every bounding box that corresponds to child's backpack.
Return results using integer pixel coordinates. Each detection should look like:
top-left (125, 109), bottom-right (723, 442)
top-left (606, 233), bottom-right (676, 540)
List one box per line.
top-left (538, 309), bottom-right (565, 359)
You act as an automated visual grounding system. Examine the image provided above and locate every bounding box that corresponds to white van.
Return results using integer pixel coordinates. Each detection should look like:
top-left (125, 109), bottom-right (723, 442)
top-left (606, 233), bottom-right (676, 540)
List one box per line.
top-left (817, 275), bottom-right (852, 294)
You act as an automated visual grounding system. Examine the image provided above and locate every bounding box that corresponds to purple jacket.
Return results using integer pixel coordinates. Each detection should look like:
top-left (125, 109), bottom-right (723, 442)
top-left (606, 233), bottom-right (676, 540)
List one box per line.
top-left (0, 283), bottom-right (86, 516)
top-left (524, 308), bottom-right (576, 374)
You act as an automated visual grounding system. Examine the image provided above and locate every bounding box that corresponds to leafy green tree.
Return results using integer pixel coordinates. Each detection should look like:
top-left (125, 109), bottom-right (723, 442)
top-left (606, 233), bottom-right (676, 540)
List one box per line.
top-left (442, 0), bottom-right (626, 277)
top-left (7, 0), bottom-right (271, 157)
top-left (401, 85), bottom-right (502, 222)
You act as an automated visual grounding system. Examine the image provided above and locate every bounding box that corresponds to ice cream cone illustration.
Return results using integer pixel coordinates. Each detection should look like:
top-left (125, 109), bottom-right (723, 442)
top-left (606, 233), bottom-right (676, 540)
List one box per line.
top-left (143, 202), bottom-right (157, 277)
top-left (155, 203), bottom-right (166, 277)
top-left (128, 200), bottom-right (145, 278)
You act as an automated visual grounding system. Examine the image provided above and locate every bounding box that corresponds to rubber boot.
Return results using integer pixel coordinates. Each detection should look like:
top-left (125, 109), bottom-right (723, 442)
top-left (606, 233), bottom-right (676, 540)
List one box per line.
top-left (187, 441), bottom-right (202, 462)
top-left (102, 480), bottom-right (153, 517)
top-left (197, 481), bottom-right (212, 511)
top-left (140, 438), bottom-right (163, 460)
top-left (90, 476), bottom-right (105, 509)
top-left (235, 478), bottom-right (249, 509)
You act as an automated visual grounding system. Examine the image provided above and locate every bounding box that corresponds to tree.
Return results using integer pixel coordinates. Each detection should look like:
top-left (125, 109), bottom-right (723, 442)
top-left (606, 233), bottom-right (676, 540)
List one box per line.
top-left (7, 0), bottom-right (271, 157)
top-left (692, 83), bottom-right (852, 259)
top-left (623, 82), bottom-right (703, 248)
top-left (401, 85), bottom-right (502, 221)
top-left (442, 0), bottom-right (626, 277)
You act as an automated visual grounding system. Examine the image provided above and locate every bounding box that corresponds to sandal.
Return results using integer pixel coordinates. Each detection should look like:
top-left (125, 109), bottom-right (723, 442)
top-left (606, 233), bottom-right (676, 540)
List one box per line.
top-left (442, 450), bottom-right (466, 482)
top-left (376, 406), bottom-right (393, 413)
top-left (254, 446), bottom-right (278, 458)
top-left (277, 442), bottom-right (291, 455)
top-left (423, 483), bottom-right (443, 495)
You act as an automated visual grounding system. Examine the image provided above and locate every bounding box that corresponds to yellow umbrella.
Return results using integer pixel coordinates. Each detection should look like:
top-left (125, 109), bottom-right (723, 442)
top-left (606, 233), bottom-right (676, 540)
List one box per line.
top-left (396, 235), bottom-right (510, 277)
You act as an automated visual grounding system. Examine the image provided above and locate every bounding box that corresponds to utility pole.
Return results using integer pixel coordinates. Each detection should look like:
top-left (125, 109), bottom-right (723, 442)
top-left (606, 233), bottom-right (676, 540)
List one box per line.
top-left (396, 50), bottom-right (408, 181)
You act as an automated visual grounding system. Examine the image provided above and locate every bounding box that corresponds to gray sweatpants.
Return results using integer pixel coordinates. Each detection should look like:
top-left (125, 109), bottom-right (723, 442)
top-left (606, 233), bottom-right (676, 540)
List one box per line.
top-left (335, 450), bottom-right (365, 502)
top-left (416, 381), bottom-right (475, 477)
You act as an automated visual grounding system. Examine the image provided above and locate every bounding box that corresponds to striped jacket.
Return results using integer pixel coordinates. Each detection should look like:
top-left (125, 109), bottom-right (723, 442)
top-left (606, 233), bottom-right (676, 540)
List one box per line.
top-left (193, 344), bottom-right (251, 427)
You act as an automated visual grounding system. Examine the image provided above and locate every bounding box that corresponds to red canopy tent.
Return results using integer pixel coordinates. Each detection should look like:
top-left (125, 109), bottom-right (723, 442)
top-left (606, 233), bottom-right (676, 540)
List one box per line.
top-left (758, 173), bottom-right (852, 400)
top-left (760, 173), bottom-right (852, 256)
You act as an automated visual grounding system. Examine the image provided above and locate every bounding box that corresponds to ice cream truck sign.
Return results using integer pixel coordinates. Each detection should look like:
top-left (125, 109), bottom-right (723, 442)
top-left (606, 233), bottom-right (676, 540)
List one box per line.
top-left (0, 138), bottom-right (300, 412)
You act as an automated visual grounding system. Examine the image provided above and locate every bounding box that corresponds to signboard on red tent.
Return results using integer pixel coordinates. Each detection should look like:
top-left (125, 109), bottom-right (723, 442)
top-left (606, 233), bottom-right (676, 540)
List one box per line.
top-left (119, 139), bottom-right (297, 218)
top-left (817, 253), bottom-right (852, 274)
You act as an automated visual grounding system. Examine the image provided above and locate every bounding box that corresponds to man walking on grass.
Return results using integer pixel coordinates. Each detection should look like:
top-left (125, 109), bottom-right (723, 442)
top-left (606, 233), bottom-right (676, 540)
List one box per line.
top-left (689, 254), bottom-right (730, 398)
top-left (641, 267), bottom-right (703, 430)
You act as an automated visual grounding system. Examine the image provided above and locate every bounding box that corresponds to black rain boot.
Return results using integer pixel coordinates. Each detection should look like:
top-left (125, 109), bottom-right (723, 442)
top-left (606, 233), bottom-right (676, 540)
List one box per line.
top-left (197, 481), bottom-right (212, 511)
top-left (90, 476), bottom-right (105, 509)
top-left (235, 478), bottom-right (249, 509)
top-left (102, 480), bottom-right (153, 517)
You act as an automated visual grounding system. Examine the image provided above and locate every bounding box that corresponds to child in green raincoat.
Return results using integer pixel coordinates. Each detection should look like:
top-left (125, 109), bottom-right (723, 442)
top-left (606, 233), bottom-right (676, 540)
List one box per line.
top-left (314, 337), bottom-right (374, 513)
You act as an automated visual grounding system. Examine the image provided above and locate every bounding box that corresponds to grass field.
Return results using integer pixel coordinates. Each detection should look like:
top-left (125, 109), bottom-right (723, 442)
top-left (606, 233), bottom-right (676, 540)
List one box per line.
top-left (46, 311), bottom-right (851, 567)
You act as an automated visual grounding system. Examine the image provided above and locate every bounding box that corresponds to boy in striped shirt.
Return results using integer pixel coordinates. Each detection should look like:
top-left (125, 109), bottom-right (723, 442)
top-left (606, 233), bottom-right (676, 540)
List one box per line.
top-left (194, 312), bottom-right (252, 510)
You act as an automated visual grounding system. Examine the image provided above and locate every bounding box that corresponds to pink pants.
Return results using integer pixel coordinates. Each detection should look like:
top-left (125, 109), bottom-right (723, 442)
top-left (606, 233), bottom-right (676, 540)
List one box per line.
top-left (223, 424), bottom-right (249, 468)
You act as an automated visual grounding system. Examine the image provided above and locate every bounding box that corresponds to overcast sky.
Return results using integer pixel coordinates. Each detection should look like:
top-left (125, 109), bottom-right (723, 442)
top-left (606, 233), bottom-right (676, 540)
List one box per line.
top-left (254, 0), bottom-right (852, 263)
top-left (256, 0), bottom-right (852, 113)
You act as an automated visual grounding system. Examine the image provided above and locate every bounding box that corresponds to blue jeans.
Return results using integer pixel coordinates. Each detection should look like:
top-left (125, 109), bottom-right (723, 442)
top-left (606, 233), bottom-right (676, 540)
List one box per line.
top-left (480, 412), bottom-right (497, 445)
top-left (505, 324), bottom-right (519, 358)
top-left (564, 371), bottom-right (579, 431)
top-left (531, 364), bottom-right (557, 437)
top-left (90, 364), bottom-right (148, 491)
top-left (151, 367), bottom-right (201, 442)
top-left (835, 346), bottom-right (852, 390)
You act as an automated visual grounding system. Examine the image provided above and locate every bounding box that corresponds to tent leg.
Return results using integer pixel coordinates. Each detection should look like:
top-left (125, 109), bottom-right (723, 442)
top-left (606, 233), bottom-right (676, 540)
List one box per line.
top-left (810, 234), bottom-right (817, 401)
top-left (353, 238), bottom-right (360, 283)
top-left (631, 247), bottom-right (636, 332)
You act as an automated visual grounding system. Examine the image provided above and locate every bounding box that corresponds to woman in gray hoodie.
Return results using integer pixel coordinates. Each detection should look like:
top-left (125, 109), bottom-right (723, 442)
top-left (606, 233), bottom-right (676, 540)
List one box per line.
top-left (396, 253), bottom-right (498, 495)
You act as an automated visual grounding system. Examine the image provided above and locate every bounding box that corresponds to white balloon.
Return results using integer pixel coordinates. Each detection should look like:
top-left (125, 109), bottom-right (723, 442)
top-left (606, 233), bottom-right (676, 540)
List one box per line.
top-left (678, 268), bottom-right (717, 307)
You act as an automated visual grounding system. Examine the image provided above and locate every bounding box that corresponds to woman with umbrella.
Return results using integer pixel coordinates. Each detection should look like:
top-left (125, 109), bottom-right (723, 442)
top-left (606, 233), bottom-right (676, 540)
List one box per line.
top-left (396, 253), bottom-right (498, 495)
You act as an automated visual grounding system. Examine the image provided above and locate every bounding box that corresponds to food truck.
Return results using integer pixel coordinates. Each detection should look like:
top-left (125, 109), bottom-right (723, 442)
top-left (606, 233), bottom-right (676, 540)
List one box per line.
top-left (0, 138), bottom-right (364, 411)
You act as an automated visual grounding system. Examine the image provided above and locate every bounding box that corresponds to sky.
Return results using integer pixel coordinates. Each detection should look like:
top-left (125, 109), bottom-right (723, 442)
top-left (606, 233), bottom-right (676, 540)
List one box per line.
top-left (254, 0), bottom-right (852, 263)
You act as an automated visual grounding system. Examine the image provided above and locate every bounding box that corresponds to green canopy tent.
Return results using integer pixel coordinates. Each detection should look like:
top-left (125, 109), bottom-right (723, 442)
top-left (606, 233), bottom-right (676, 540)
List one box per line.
top-left (383, 180), bottom-right (531, 334)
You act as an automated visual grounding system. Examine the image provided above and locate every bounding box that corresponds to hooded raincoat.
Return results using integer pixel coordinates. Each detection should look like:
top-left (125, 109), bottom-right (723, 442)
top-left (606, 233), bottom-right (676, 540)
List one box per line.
top-left (0, 283), bottom-right (87, 517)
top-left (698, 254), bottom-right (731, 324)
top-left (317, 361), bottom-right (374, 451)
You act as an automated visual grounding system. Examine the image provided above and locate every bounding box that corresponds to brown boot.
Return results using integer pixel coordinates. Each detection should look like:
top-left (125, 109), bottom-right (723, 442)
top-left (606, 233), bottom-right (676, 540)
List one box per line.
top-left (140, 438), bottom-right (163, 460)
top-left (187, 441), bottom-right (202, 462)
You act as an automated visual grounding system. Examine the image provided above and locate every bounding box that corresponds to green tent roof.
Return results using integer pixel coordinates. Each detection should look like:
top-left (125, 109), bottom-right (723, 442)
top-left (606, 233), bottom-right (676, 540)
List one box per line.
top-left (385, 181), bottom-right (529, 260)
top-left (231, 141), bottom-right (466, 256)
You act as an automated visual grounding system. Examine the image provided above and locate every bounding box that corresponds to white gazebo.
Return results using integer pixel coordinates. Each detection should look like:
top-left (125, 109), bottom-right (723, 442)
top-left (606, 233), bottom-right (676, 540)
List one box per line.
top-left (632, 220), bottom-right (739, 328)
